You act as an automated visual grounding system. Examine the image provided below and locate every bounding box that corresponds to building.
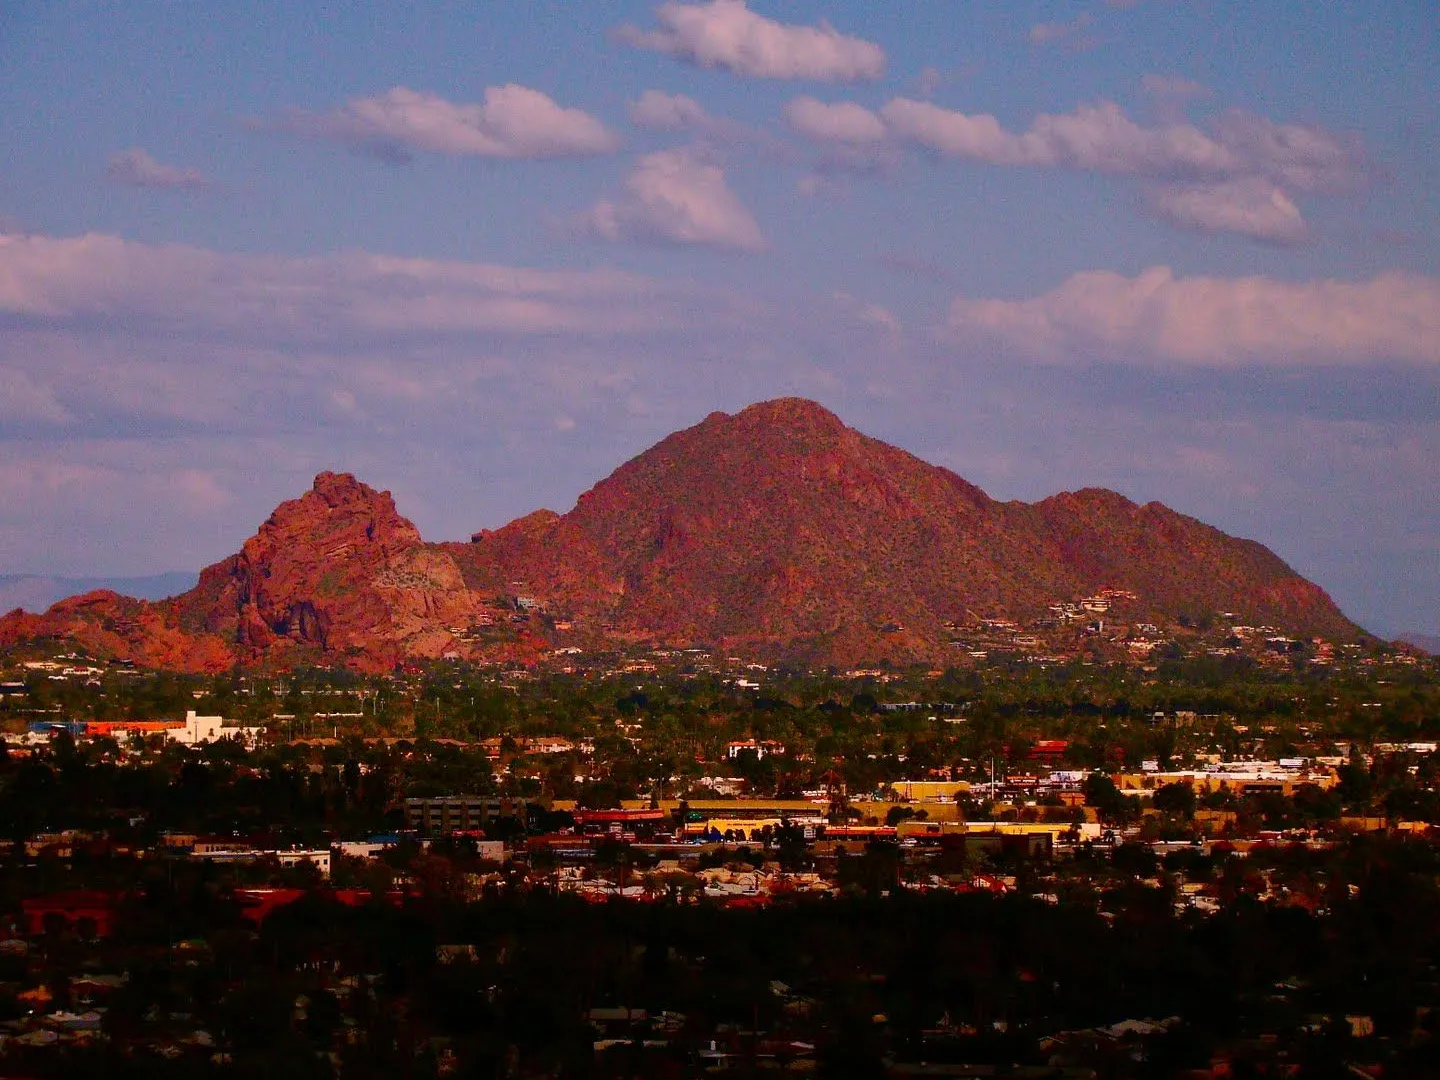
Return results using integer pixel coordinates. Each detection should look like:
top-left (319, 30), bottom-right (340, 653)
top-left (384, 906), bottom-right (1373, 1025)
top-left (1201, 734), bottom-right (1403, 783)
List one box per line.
top-left (26, 712), bottom-right (263, 747)
top-left (1114, 763), bottom-right (1339, 798)
top-left (166, 710), bottom-right (264, 748)
top-left (572, 808), bottom-right (670, 840)
top-left (404, 796), bottom-right (536, 835)
top-left (21, 891), bottom-right (125, 938)
top-left (883, 780), bottom-right (971, 802)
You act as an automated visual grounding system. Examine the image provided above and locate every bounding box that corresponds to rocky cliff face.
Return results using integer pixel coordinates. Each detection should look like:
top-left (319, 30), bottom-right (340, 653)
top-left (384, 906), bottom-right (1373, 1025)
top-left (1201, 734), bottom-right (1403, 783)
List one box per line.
top-left (0, 590), bottom-right (234, 671)
top-left (0, 472), bottom-right (487, 672)
top-left (171, 471), bottom-right (487, 669)
top-left (0, 400), bottom-right (1364, 670)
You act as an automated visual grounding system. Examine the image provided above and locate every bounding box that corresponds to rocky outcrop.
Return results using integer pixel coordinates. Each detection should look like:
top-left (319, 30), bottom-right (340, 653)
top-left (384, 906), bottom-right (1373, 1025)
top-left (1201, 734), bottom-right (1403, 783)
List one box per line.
top-left (169, 472), bottom-right (477, 668)
top-left (0, 400), bottom-right (1365, 670)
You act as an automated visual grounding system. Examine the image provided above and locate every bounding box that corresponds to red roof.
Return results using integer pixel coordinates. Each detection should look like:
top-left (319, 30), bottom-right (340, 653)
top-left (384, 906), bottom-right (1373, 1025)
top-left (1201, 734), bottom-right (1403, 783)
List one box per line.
top-left (573, 809), bottom-right (667, 823)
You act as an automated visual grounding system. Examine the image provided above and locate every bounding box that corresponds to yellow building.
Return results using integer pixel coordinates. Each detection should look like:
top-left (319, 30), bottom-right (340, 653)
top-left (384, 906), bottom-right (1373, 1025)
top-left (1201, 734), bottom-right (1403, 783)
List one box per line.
top-left (1113, 768), bottom-right (1338, 798)
top-left (883, 780), bottom-right (972, 802)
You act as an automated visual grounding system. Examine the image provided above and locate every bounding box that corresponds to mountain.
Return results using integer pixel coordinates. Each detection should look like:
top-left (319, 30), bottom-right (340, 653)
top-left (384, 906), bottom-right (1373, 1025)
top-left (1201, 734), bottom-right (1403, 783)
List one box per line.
top-left (0, 572), bottom-right (196, 615)
top-left (1396, 633), bottom-right (1440, 656)
top-left (0, 399), bottom-right (1364, 671)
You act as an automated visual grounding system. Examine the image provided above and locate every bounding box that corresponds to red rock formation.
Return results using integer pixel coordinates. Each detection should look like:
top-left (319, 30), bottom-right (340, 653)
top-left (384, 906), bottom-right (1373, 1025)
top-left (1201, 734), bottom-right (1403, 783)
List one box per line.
top-left (170, 471), bottom-right (477, 668)
top-left (459, 398), bottom-right (1360, 661)
top-left (0, 400), bottom-right (1364, 670)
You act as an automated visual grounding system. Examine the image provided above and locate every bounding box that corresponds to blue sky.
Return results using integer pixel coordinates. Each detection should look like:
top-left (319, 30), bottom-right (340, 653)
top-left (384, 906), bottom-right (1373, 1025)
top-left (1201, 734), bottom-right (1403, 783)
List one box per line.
top-left (0, 1), bottom-right (1436, 636)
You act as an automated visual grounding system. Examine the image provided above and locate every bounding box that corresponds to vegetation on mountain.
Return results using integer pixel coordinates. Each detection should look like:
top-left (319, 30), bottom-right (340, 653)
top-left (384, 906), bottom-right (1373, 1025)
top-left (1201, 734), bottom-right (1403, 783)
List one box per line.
top-left (0, 400), bottom-right (1362, 671)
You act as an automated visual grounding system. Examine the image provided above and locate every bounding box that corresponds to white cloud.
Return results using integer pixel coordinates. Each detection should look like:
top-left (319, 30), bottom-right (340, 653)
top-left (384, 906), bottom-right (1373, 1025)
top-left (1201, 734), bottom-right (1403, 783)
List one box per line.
top-left (856, 302), bottom-right (901, 335)
top-left (629, 90), bottom-right (711, 131)
top-left (581, 148), bottom-right (766, 252)
top-left (0, 231), bottom-right (731, 337)
top-left (0, 228), bottom-right (915, 577)
top-left (876, 98), bottom-right (1366, 190)
top-left (947, 267), bottom-right (1440, 366)
top-left (0, 366), bottom-right (72, 424)
top-left (106, 148), bottom-right (208, 190)
top-left (1209, 109), bottom-right (1367, 193)
top-left (881, 98), bottom-right (1235, 175)
top-left (784, 96), bottom-right (885, 144)
top-left (1148, 178), bottom-right (1308, 245)
top-left (795, 173), bottom-right (828, 197)
top-left (617, 0), bottom-right (885, 82)
top-left (817, 96), bottom-right (1365, 241)
top-left (267, 85), bottom-right (618, 159)
top-left (1028, 13), bottom-right (1094, 48)
top-left (627, 90), bottom-right (777, 151)
top-left (912, 66), bottom-right (944, 99)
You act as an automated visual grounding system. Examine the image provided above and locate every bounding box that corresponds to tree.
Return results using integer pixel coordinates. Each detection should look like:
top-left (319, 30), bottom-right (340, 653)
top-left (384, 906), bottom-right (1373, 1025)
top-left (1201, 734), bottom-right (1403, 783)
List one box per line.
top-left (1083, 772), bottom-right (1135, 824)
top-left (1337, 751), bottom-right (1374, 810)
top-left (1152, 781), bottom-right (1197, 819)
top-left (885, 804), bottom-right (917, 826)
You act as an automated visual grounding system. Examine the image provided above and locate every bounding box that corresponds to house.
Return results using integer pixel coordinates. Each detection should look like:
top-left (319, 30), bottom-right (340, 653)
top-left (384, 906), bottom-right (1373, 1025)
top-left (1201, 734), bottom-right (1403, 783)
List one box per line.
top-left (21, 891), bottom-right (126, 938)
top-left (726, 739), bottom-right (785, 759)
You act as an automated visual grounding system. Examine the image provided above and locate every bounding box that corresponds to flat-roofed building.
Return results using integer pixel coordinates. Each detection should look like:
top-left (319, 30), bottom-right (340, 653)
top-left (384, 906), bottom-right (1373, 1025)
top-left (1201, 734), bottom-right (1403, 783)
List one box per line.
top-left (404, 796), bottom-right (535, 835)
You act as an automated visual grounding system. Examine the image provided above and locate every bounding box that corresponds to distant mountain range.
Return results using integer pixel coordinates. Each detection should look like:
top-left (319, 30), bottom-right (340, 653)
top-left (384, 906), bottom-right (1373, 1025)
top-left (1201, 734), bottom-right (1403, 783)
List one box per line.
top-left (0, 398), bottom-right (1365, 671)
top-left (0, 573), bottom-right (196, 616)
top-left (1397, 633), bottom-right (1440, 656)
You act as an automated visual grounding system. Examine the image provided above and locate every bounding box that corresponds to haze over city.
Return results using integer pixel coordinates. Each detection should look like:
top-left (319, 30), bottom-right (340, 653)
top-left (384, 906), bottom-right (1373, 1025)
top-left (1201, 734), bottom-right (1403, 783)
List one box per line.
top-left (1, 1), bottom-right (1436, 637)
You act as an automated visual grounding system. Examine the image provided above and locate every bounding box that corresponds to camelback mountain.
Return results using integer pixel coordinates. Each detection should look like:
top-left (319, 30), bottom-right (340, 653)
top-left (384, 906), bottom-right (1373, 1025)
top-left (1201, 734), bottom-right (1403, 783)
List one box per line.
top-left (0, 399), bottom-right (1362, 671)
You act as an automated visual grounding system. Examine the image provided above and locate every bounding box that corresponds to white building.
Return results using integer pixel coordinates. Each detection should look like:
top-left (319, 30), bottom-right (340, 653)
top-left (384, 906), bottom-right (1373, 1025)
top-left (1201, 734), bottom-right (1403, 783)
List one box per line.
top-left (276, 849), bottom-right (331, 878)
top-left (165, 711), bottom-right (264, 748)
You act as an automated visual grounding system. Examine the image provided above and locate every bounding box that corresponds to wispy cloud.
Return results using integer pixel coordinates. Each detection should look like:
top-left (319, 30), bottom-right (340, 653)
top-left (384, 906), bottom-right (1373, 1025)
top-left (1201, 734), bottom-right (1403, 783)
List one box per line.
top-left (616, 0), bottom-right (885, 82)
top-left (1028, 13), bottom-right (1096, 50)
top-left (629, 90), bottom-right (713, 132)
top-left (0, 366), bottom-right (73, 424)
top-left (261, 85), bottom-right (618, 160)
top-left (580, 148), bottom-right (766, 252)
top-left (1140, 74), bottom-right (1214, 124)
top-left (106, 148), bottom-right (209, 191)
top-left (0, 228), bottom-right (904, 575)
top-left (1147, 178), bottom-right (1308, 245)
top-left (786, 95), bottom-right (1366, 242)
top-left (784, 96), bottom-right (886, 144)
top-left (626, 89), bottom-right (768, 150)
top-left (0, 231), bottom-right (725, 338)
top-left (947, 267), bottom-right (1440, 366)
top-left (879, 99), bottom-right (1366, 191)
top-left (1208, 109), bottom-right (1367, 194)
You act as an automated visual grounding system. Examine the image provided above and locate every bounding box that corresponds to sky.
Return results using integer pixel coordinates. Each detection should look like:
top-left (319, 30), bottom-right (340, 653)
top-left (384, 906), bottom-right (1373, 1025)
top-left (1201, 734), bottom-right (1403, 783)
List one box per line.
top-left (0, 1), bottom-right (1436, 637)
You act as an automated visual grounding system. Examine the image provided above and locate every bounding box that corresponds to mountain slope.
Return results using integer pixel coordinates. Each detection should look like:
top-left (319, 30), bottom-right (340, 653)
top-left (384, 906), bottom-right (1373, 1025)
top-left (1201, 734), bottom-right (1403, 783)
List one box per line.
top-left (169, 470), bottom-right (475, 667)
top-left (458, 399), bottom-right (1359, 656)
top-left (0, 399), bottom-right (1364, 670)
top-left (1397, 633), bottom-right (1440, 656)
top-left (0, 572), bottom-right (196, 615)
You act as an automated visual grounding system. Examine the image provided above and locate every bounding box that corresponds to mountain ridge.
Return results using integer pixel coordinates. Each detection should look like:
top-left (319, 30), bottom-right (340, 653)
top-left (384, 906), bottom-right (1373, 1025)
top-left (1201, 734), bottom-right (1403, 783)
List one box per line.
top-left (0, 572), bottom-right (196, 616)
top-left (0, 398), bottom-right (1365, 671)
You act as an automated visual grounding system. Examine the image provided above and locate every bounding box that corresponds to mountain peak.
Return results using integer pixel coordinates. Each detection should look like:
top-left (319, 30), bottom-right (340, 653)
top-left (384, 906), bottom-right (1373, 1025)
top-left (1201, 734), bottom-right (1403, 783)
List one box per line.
top-left (1, 400), bottom-right (1364, 670)
top-left (1039, 487), bottom-right (1140, 514)
top-left (308, 470), bottom-right (386, 506)
top-left (253, 474), bottom-right (421, 560)
top-left (733, 397), bottom-right (845, 427)
top-left (246, 472), bottom-right (416, 541)
top-left (717, 397), bottom-right (850, 446)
